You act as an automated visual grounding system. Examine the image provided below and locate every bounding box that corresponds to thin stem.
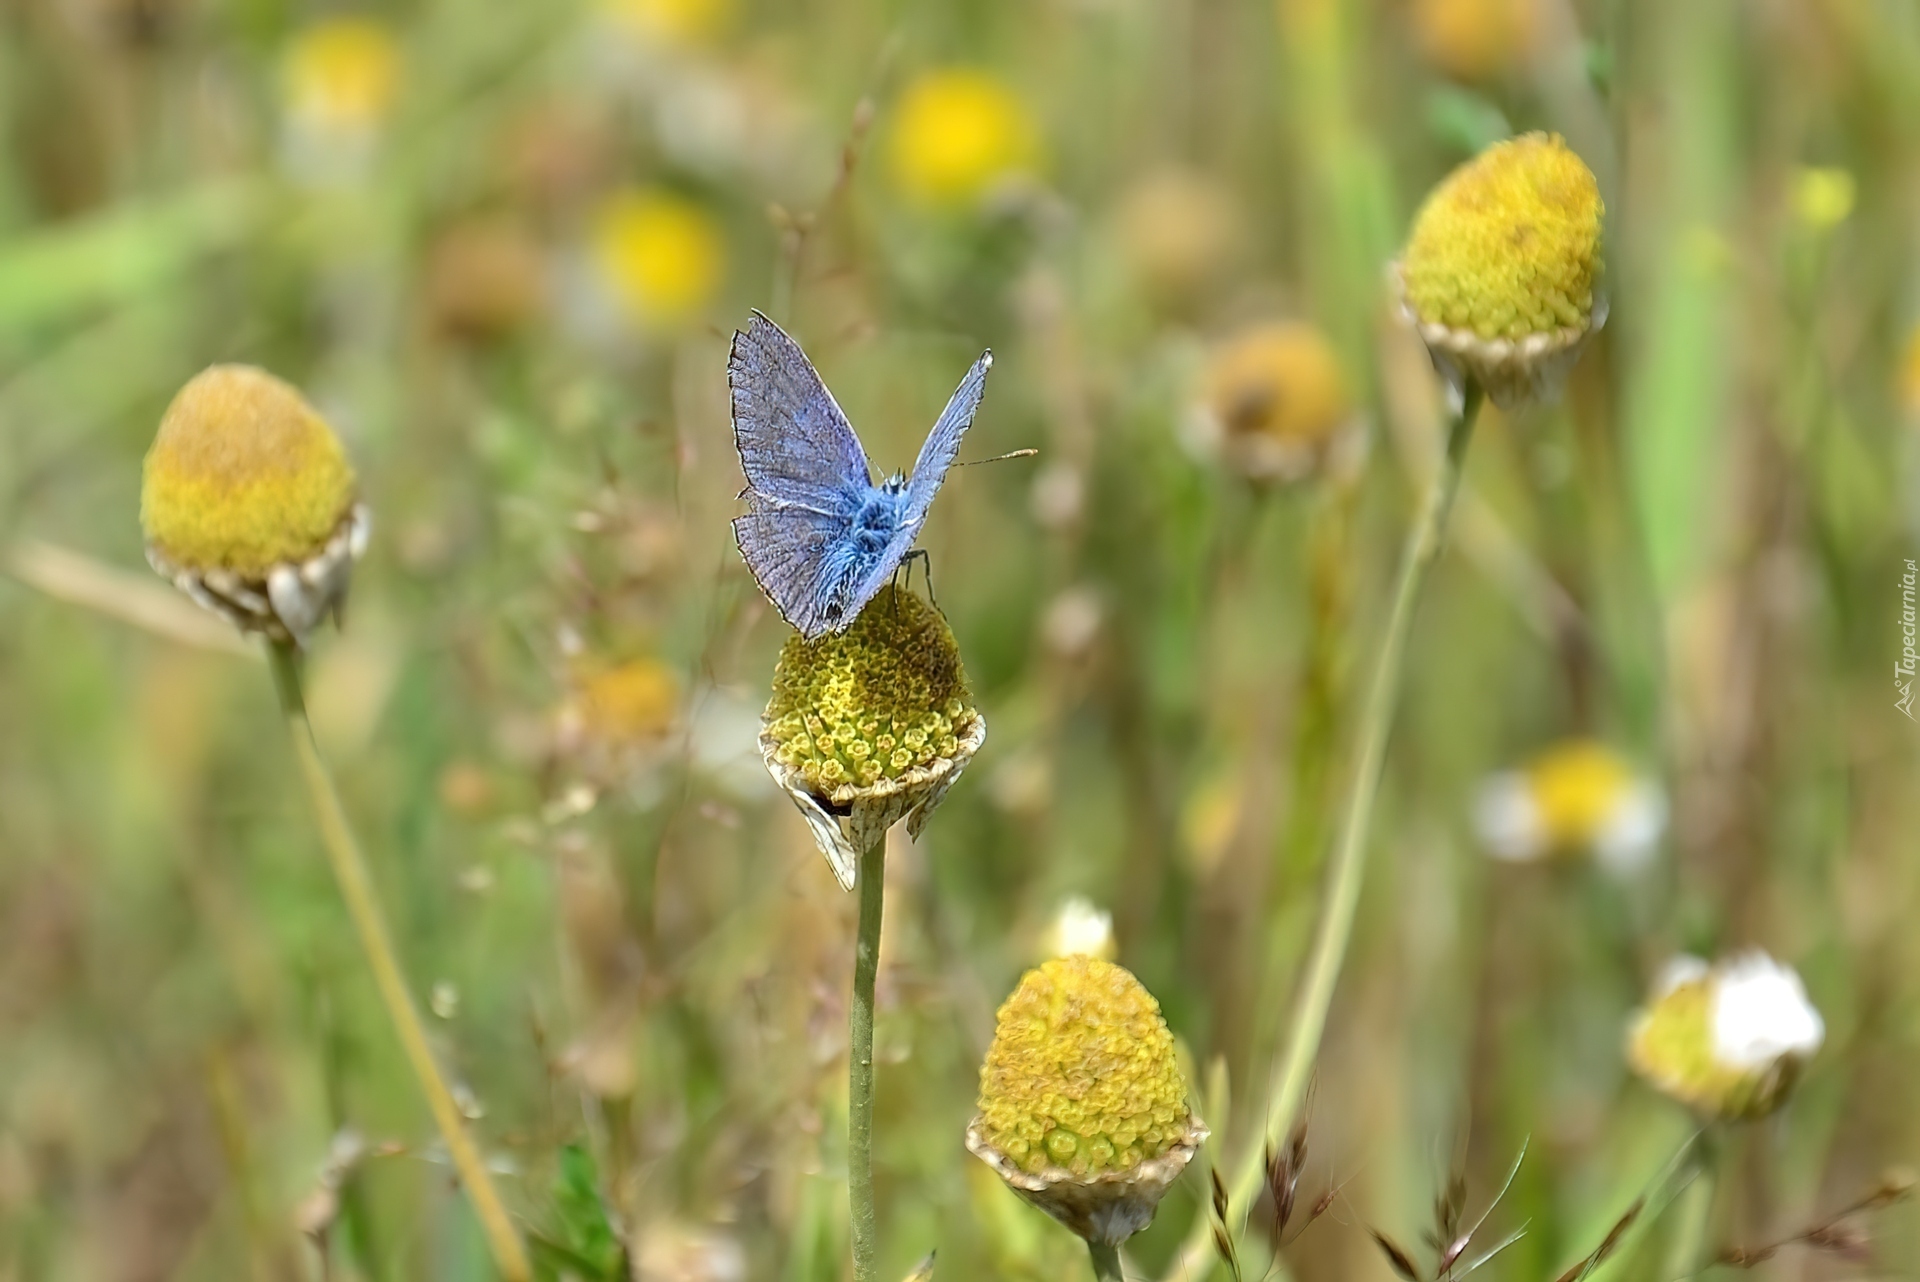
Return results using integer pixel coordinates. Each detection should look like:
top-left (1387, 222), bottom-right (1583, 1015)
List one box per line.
top-left (1663, 1133), bottom-right (1720, 1280)
top-left (848, 836), bottom-right (887, 1282)
top-left (1089, 1240), bottom-right (1126, 1281)
top-left (1163, 383), bottom-right (1484, 1282)
top-left (267, 642), bottom-right (530, 1282)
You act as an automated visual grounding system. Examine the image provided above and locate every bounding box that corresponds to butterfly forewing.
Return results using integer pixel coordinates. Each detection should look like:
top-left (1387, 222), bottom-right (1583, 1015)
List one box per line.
top-left (904, 351), bottom-right (993, 518)
top-left (728, 313), bottom-right (872, 513)
top-left (843, 352), bottom-right (992, 617)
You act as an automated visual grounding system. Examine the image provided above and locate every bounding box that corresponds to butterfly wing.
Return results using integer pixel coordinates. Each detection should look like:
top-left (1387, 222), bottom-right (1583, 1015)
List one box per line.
top-left (902, 350), bottom-right (992, 520)
top-left (842, 350), bottom-right (994, 611)
top-left (729, 312), bottom-right (872, 514)
top-left (733, 500), bottom-right (859, 640)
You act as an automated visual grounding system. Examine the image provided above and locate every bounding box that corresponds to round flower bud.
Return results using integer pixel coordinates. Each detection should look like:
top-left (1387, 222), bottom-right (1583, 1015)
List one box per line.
top-left (141, 365), bottom-right (369, 645)
top-left (1187, 321), bottom-right (1358, 484)
top-left (1473, 739), bottom-right (1665, 873)
top-left (759, 585), bottom-right (984, 889)
top-left (1627, 952), bottom-right (1825, 1121)
top-left (1395, 133), bottom-right (1605, 408)
top-left (967, 955), bottom-right (1207, 1248)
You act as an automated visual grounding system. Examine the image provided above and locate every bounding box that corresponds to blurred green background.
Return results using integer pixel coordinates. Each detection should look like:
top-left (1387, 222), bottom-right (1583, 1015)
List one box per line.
top-left (2, 0), bottom-right (1919, 1277)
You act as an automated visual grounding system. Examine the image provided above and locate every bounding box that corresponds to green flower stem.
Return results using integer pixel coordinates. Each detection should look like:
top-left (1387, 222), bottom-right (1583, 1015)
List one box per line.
top-left (1663, 1132), bottom-right (1720, 1280)
top-left (1089, 1240), bottom-right (1126, 1280)
top-left (267, 642), bottom-right (531, 1282)
top-left (1163, 383), bottom-right (1484, 1282)
top-left (849, 835), bottom-right (887, 1282)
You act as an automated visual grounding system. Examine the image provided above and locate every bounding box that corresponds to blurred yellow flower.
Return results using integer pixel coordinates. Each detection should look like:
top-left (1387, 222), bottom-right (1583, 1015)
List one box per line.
top-left (1627, 952), bottom-right (1824, 1120)
top-left (1178, 770), bottom-right (1241, 878)
top-left (604, 0), bottom-right (733, 47)
top-left (143, 365), bottom-right (357, 579)
top-left (1791, 166), bottom-right (1855, 231)
top-left (1474, 739), bottom-right (1664, 872)
top-left (282, 17), bottom-right (402, 133)
top-left (141, 364), bottom-right (370, 643)
top-left (1411, 0), bottom-right (1538, 82)
top-left (889, 69), bottom-right (1039, 208)
top-left (592, 189), bottom-right (725, 328)
top-left (1195, 321), bottom-right (1353, 483)
top-left (577, 657), bottom-right (681, 746)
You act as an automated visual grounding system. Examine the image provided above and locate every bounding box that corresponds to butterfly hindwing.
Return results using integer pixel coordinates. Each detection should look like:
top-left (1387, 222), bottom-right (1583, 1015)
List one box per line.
top-left (733, 501), bottom-right (852, 639)
top-left (729, 312), bottom-right (872, 514)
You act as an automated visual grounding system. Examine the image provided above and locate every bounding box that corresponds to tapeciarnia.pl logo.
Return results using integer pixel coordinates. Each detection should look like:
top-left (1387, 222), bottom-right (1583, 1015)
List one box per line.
top-left (1899, 558), bottom-right (1917, 721)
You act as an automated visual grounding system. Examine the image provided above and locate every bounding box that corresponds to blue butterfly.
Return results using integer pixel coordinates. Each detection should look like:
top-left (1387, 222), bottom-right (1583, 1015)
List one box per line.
top-left (730, 311), bottom-right (992, 639)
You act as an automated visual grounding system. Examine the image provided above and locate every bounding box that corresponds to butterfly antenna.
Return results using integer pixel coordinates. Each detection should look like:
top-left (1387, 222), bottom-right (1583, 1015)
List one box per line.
top-left (957, 447), bottom-right (1039, 467)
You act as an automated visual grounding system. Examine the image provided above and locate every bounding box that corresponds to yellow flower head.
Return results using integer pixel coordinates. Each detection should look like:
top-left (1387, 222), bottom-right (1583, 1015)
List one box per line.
top-left (1411, 0), bottom-right (1539, 82)
top-left (889, 69), bottom-right (1039, 208)
top-left (1402, 133), bottom-right (1602, 342)
top-left (592, 188), bottom-right (725, 328)
top-left (142, 365), bottom-right (357, 578)
top-left (283, 17), bottom-right (402, 132)
top-left (760, 585), bottom-right (985, 889)
top-left (1199, 322), bottom-right (1351, 482)
top-left (977, 955), bottom-right (1190, 1179)
top-left (1528, 739), bottom-right (1633, 847)
top-left (603, 0), bottom-right (733, 47)
top-left (763, 585), bottom-right (975, 795)
top-left (1627, 953), bottom-right (1825, 1121)
top-left (577, 657), bottom-right (680, 745)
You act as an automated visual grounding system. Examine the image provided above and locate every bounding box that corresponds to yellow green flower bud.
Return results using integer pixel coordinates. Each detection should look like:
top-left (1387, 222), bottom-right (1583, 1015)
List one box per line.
top-left (1396, 133), bottom-right (1605, 408)
top-left (1627, 953), bottom-right (1825, 1121)
top-left (141, 364), bottom-right (369, 645)
top-left (759, 585), bottom-right (984, 888)
top-left (966, 955), bottom-right (1208, 1247)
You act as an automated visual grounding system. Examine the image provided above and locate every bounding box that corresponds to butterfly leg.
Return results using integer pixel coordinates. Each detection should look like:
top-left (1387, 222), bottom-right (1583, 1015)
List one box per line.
top-left (901, 548), bottom-right (937, 609)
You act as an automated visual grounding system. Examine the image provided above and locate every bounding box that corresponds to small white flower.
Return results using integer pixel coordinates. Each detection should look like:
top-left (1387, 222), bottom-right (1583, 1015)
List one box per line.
top-left (1472, 741), bottom-right (1665, 872)
top-left (1627, 950), bottom-right (1824, 1120)
top-left (1042, 897), bottom-right (1115, 961)
top-left (1711, 951), bottom-right (1825, 1071)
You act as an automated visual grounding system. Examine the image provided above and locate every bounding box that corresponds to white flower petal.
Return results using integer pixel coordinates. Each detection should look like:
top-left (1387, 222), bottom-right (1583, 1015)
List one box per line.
top-left (1474, 771), bottom-right (1546, 861)
top-left (1711, 951), bottom-right (1825, 1071)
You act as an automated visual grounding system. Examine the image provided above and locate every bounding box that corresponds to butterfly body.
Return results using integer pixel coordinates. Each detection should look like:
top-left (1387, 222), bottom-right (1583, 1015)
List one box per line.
top-left (729, 312), bottom-right (991, 638)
